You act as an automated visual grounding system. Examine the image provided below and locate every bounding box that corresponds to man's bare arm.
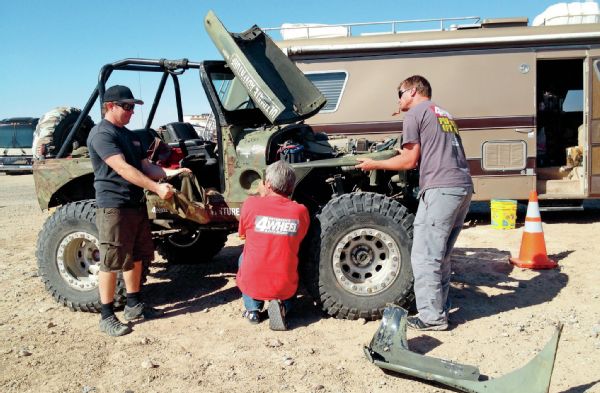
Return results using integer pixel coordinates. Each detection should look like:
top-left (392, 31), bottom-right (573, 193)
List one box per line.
top-left (140, 159), bottom-right (191, 181)
top-left (104, 154), bottom-right (174, 199)
top-left (355, 143), bottom-right (421, 171)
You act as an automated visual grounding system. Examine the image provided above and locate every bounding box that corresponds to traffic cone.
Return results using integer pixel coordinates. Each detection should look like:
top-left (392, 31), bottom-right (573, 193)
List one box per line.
top-left (509, 191), bottom-right (557, 269)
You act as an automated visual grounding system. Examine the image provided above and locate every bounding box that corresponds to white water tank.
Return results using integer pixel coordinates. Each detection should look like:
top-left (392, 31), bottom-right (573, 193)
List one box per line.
top-left (280, 23), bottom-right (349, 40)
top-left (532, 1), bottom-right (600, 26)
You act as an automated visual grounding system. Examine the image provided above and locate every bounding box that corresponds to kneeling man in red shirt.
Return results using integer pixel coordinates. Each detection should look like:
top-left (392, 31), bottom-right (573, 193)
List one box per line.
top-left (236, 160), bottom-right (310, 331)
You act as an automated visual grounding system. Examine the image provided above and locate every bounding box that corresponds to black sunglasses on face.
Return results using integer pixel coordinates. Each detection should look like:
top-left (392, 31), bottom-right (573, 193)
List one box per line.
top-left (398, 87), bottom-right (412, 99)
top-left (115, 102), bottom-right (135, 111)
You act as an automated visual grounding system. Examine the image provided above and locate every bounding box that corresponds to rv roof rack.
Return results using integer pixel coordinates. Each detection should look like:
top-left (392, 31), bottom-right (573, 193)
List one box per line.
top-left (264, 16), bottom-right (484, 40)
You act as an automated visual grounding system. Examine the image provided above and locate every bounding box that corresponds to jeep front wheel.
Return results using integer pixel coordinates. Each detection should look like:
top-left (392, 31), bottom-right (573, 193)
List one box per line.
top-left (36, 200), bottom-right (126, 312)
top-left (316, 192), bottom-right (414, 320)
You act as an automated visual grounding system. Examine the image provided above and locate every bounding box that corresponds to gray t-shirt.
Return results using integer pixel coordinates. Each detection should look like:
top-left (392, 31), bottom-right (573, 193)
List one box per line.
top-left (402, 100), bottom-right (472, 194)
top-left (87, 119), bottom-right (145, 208)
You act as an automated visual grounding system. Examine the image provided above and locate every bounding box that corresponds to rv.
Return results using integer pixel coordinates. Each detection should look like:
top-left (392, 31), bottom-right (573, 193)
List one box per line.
top-left (271, 7), bottom-right (600, 204)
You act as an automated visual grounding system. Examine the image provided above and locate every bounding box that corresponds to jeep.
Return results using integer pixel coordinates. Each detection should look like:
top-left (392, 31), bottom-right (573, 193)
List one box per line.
top-left (32, 11), bottom-right (416, 320)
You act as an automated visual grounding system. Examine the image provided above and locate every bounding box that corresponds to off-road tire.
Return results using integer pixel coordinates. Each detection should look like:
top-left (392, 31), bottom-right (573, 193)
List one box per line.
top-left (36, 200), bottom-right (126, 312)
top-left (156, 229), bottom-right (228, 264)
top-left (33, 107), bottom-right (94, 158)
top-left (315, 192), bottom-right (415, 320)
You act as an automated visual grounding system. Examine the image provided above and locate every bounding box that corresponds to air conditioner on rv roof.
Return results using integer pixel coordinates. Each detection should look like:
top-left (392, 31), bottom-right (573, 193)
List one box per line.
top-left (532, 1), bottom-right (600, 26)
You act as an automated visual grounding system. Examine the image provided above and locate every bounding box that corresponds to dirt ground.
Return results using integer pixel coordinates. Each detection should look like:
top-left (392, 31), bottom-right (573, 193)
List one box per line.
top-left (1, 173), bottom-right (599, 393)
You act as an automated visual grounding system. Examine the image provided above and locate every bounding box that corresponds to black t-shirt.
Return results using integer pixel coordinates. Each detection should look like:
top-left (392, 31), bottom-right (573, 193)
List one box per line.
top-left (87, 119), bottom-right (145, 208)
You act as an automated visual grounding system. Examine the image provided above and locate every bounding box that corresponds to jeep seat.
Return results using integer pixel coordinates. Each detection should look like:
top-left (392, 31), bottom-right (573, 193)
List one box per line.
top-left (162, 122), bottom-right (201, 143)
top-left (161, 122), bottom-right (217, 167)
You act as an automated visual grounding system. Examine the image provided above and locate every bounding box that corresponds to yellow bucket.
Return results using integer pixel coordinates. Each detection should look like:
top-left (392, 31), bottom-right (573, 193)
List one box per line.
top-left (490, 199), bottom-right (517, 229)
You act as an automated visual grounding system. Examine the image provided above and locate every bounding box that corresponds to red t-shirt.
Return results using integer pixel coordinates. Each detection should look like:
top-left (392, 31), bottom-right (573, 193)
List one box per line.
top-left (236, 194), bottom-right (310, 300)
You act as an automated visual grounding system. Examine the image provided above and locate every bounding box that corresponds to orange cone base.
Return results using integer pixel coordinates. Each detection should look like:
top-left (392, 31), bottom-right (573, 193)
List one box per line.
top-left (509, 256), bottom-right (557, 269)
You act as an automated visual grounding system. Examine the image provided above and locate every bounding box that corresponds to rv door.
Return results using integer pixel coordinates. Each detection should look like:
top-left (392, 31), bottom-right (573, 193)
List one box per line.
top-left (590, 58), bottom-right (600, 197)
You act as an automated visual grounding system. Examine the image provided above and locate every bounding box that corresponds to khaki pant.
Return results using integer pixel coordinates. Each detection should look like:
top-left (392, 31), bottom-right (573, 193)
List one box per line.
top-left (96, 207), bottom-right (154, 272)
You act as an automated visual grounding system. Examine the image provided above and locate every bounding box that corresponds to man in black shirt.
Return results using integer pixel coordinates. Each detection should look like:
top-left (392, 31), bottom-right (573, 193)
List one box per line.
top-left (87, 85), bottom-right (190, 336)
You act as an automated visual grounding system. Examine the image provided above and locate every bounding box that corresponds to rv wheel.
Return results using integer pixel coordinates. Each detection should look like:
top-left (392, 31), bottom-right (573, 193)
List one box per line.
top-left (315, 192), bottom-right (415, 320)
top-left (36, 200), bottom-right (126, 312)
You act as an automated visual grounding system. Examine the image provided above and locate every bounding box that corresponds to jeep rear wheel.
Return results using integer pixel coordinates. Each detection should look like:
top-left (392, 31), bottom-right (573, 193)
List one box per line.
top-left (36, 200), bottom-right (126, 312)
top-left (316, 192), bottom-right (414, 320)
top-left (156, 227), bottom-right (229, 264)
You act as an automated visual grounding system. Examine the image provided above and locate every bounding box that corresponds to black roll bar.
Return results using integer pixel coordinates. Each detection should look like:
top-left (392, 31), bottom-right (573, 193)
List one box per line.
top-left (56, 58), bottom-right (201, 158)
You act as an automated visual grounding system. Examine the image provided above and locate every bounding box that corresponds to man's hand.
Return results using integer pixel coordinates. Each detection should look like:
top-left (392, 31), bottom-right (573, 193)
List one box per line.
top-left (355, 157), bottom-right (378, 171)
top-left (175, 167), bottom-right (193, 175)
top-left (155, 183), bottom-right (175, 200)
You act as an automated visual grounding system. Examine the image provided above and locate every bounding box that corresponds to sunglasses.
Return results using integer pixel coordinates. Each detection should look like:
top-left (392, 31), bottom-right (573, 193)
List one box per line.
top-left (398, 87), bottom-right (412, 99)
top-left (114, 102), bottom-right (135, 112)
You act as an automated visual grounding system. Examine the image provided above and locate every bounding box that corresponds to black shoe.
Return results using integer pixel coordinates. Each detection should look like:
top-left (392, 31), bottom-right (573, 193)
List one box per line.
top-left (268, 300), bottom-right (287, 331)
top-left (123, 302), bottom-right (164, 321)
top-left (242, 310), bottom-right (261, 324)
top-left (406, 316), bottom-right (448, 331)
top-left (99, 315), bottom-right (132, 337)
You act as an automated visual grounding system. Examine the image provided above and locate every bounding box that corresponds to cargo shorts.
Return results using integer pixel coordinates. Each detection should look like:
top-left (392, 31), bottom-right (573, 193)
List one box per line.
top-left (96, 207), bottom-right (155, 272)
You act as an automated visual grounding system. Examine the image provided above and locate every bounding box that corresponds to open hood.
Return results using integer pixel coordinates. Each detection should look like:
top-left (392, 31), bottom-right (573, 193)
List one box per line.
top-left (204, 10), bottom-right (326, 125)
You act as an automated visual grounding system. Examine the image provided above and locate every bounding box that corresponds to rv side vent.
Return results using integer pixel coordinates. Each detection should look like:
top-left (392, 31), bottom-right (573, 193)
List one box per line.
top-left (305, 71), bottom-right (347, 112)
top-left (481, 17), bottom-right (529, 28)
top-left (482, 140), bottom-right (527, 171)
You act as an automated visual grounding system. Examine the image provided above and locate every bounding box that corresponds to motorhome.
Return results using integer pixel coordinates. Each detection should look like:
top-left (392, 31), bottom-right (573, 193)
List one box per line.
top-left (271, 4), bottom-right (600, 205)
top-left (0, 117), bottom-right (38, 174)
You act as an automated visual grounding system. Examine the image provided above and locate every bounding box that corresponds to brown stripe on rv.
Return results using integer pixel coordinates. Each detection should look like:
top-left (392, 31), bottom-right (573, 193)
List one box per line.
top-left (310, 116), bottom-right (535, 134)
top-left (468, 157), bottom-right (536, 176)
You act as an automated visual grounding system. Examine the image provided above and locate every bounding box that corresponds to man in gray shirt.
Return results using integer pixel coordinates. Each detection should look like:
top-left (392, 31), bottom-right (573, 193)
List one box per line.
top-left (356, 75), bottom-right (472, 331)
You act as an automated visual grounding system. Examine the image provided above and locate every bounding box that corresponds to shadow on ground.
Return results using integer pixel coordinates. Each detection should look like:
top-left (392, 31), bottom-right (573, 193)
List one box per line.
top-left (141, 243), bottom-right (325, 327)
top-left (559, 380), bottom-right (600, 393)
top-left (141, 244), bottom-right (243, 319)
top-left (449, 247), bottom-right (569, 325)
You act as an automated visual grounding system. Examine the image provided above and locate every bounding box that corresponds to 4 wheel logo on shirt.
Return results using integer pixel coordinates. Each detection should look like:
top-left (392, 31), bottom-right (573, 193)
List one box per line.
top-left (254, 216), bottom-right (299, 236)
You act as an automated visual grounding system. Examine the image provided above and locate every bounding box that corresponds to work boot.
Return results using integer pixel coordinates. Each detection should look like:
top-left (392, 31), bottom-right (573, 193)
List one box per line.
top-left (268, 300), bottom-right (287, 331)
top-left (99, 315), bottom-right (132, 337)
top-left (123, 302), bottom-right (164, 321)
top-left (406, 316), bottom-right (448, 331)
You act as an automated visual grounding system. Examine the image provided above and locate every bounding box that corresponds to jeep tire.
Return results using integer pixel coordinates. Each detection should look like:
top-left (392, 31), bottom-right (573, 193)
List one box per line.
top-left (36, 200), bottom-right (126, 312)
top-left (315, 192), bottom-right (415, 320)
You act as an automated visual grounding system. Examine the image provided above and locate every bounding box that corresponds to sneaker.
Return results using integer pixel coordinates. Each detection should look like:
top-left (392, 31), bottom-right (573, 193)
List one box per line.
top-left (406, 316), bottom-right (448, 331)
top-left (242, 310), bottom-right (261, 324)
top-left (268, 300), bottom-right (287, 331)
top-left (123, 302), bottom-right (164, 321)
top-left (99, 315), bottom-right (132, 337)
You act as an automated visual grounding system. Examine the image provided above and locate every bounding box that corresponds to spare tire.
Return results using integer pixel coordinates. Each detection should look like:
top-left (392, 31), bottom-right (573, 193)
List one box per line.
top-left (33, 107), bottom-right (94, 159)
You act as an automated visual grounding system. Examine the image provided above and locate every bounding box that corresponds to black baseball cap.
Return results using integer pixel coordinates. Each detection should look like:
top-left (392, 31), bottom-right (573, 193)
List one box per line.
top-left (103, 85), bottom-right (144, 105)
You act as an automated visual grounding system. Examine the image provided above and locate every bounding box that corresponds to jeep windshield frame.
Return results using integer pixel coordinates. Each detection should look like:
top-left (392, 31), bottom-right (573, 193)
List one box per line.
top-left (56, 58), bottom-right (202, 158)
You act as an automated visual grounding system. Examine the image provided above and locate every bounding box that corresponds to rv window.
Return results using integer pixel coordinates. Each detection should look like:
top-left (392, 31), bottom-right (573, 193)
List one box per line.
top-left (595, 60), bottom-right (600, 81)
top-left (305, 71), bottom-right (347, 112)
top-left (562, 90), bottom-right (583, 112)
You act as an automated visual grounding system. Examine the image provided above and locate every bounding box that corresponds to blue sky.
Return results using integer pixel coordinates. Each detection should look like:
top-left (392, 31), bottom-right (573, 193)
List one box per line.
top-left (0, 0), bottom-right (584, 128)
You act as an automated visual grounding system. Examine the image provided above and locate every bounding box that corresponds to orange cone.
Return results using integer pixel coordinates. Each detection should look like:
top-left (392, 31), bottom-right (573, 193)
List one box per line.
top-left (509, 191), bottom-right (557, 269)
